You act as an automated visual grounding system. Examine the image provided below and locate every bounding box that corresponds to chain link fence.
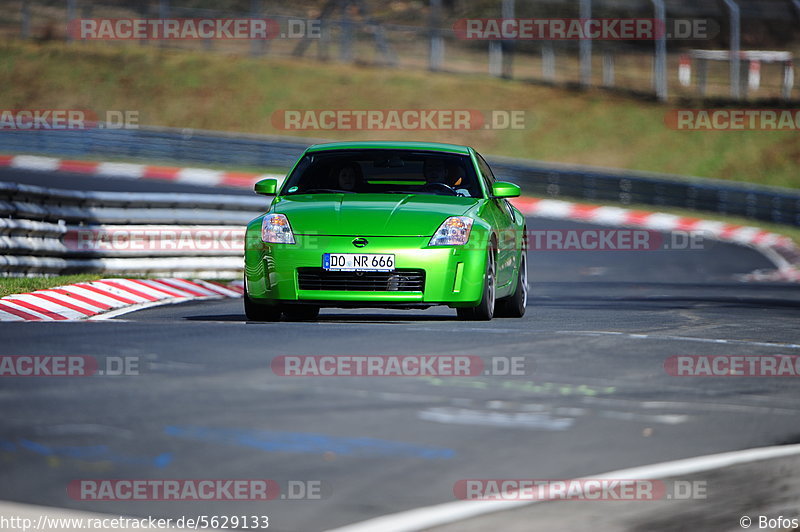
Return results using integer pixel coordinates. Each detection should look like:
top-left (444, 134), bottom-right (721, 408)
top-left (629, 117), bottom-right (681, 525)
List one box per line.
top-left (3, 0), bottom-right (799, 102)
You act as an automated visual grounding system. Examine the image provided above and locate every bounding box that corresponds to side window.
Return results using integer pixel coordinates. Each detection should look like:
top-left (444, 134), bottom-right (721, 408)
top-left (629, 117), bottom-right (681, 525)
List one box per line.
top-left (282, 155), bottom-right (313, 193)
top-left (475, 153), bottom-right (496, 197)
top-left (478, 153), bottom-right (516, 220)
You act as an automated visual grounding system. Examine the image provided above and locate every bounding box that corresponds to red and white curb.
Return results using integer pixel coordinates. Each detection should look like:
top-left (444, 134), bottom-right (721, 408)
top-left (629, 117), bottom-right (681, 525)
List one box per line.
top-left (511, 197), bottom-right (800, 282)
top-left (0, 278), bottom-right (243, 322)
top-left (0, 154), bottom-right (282, 189)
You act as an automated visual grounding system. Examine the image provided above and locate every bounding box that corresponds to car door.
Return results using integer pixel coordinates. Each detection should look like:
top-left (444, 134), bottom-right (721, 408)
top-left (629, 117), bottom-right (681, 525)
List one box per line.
top-left (475, 153), bottom-right (518, 288)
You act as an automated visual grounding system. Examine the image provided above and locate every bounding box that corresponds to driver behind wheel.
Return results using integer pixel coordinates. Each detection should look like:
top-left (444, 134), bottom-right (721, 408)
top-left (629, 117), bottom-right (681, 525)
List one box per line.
top-left (422, 158), bottom-right (472, 196)
top-left (423, 158), bottom-right (448, 185)
top-left (446, 162), bottom-right (464, 187)
top-left (332, 162), bottom-right (364, 191)
top-left (445, 162), bottom-right (471, 196)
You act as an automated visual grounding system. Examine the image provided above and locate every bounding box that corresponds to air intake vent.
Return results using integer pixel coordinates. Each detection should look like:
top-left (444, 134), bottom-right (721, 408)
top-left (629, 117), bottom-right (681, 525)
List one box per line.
top-left (297, 268), bottom-right (425, 292)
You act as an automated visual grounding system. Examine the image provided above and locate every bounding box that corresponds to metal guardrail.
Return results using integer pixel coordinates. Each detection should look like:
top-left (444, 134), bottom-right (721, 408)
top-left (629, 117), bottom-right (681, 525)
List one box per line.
top-left (488, 157), bottom-right (800, 227)
top-left (1, 126), bottom-right (799, 227)
top-left (0, 182), bottom-right (266, 277)
top-left (0, 127), bottom-right (311, 169)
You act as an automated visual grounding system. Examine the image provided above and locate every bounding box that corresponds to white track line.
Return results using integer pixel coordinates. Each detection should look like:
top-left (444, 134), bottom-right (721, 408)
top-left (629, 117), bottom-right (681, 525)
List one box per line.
top-left (325, 443), bottom-right (800, 532)
top-left (558, 330), bottom-right (800, 350)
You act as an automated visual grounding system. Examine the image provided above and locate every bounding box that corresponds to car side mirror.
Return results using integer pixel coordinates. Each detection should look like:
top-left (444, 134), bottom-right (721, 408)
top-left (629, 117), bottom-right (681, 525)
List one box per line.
top-left (492, 181), bottom-right (521, 198)
top-left (254, 178), bottom-right (278, 196)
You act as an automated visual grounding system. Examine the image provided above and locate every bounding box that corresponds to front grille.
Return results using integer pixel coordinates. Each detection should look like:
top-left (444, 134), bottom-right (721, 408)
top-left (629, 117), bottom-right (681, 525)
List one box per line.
top-left (297, 268), bottom-right (425, 292)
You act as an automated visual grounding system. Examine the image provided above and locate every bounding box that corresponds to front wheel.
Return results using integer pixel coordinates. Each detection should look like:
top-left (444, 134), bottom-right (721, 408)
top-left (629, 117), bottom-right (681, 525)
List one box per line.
top-left (496, 253), bottom-right (527, 318)
top-left (244, 276), bottom-right (281, 321)
top-left (457, 248), bottom-right (496, 321)
top-left (244, 295), bottom-right (282, 321)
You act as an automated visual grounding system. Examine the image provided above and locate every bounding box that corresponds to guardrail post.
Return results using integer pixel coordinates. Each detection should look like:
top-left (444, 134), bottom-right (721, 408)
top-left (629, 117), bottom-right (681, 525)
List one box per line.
top-left (782, 60), bottom-right (794, 100)
top-left (340, 0), bottom-right (354, 63)
top-left (650, 0), bottom-right (668, 101)
top-left (542, 42), bottom-right (555, 81)
top-left (722, 0), bottom-right (741, 99)
top-left (489, 41), bottom-right (502, 77)
top-left (318, 18), bottom-right (330, 60)
top-left (21, 1), bottom-right (30, 39)
top-left (501, 0), bottom-right (515, 79)
top-left (250, 0), bottom-right (267, 56)
top-left (489, 0), bottom-right (505, 78)
top-left (66, 0), bottom-right (76, 43)
top-left (429, 0), bottom-right (444, 71)
top-left (199, 0), bottom-right (212, 52)
top-left (679, 54), bottom-right (691, 86)
top-left (697, 57), bottom-right (707, 96)
top-left (747, 60), bottom-right (760, 92)
top-left (159, 0), bottom-right (169, 49)
top-left (602, 49), bottom-right (614, 87)
top-left (579, 0), bottom-right (592, 87)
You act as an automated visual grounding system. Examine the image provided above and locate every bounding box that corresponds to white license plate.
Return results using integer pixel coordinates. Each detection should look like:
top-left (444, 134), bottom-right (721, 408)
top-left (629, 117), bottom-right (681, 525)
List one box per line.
top-left (323, 253), bottom-right (395, 271)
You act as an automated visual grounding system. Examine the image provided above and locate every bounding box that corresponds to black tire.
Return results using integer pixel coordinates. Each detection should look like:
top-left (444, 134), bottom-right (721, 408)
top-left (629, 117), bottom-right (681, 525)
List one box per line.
top-left (283, 305), bottom-right (320, 321)
top-left (244, 293), bottom-right (282, 321)
top-left (496, 253), bottom-right (527, 318)
top-left (457, 247), bottom-right (496, 321)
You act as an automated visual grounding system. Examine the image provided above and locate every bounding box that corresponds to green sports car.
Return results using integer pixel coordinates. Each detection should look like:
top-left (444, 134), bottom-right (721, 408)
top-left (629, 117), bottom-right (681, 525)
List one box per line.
top-left (244, 141), bottom-right (528, 321)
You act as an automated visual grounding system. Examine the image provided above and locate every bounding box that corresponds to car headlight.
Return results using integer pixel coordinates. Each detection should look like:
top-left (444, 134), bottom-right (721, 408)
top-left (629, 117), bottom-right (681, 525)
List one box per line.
top-left (261, 213), bottom-right (295, 244)
top-left (429, 216), bottom-right (473, 246)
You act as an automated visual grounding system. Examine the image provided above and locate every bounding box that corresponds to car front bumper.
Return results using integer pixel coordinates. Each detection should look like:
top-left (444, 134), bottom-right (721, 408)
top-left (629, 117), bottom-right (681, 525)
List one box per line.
top-left (244, 234), bottom-right (488, 307)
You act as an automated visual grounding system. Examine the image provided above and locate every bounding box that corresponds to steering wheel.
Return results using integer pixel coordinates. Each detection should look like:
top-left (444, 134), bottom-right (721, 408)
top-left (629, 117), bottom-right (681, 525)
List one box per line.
top-left (420, 182), bottom-right (458, 196)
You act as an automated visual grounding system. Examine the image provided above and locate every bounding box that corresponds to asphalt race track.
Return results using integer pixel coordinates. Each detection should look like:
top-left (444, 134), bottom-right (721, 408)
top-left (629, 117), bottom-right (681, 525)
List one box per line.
top-left (2, 170), bottom-right (800, 531)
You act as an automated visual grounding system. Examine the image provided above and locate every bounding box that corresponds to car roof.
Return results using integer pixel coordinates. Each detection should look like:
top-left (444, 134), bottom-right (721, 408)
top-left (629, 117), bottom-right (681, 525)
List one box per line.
top-left (304, 141), bottom-right (473, 155)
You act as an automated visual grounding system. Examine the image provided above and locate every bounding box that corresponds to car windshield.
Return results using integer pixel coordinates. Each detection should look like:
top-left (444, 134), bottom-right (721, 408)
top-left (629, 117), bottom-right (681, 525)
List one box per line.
top-left (280, 150), bottom-right (483, 198)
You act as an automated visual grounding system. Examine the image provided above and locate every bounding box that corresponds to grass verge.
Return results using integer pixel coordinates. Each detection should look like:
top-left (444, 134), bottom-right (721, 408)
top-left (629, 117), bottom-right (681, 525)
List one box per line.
top-left (0, 274), bottom-right (105, 298)
top-left (1, 41), bottom-right (799, 189)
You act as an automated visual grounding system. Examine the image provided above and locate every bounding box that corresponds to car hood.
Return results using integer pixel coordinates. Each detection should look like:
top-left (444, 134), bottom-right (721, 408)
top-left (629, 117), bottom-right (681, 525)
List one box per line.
top-left (271, 194), bottom-right (481, 237)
